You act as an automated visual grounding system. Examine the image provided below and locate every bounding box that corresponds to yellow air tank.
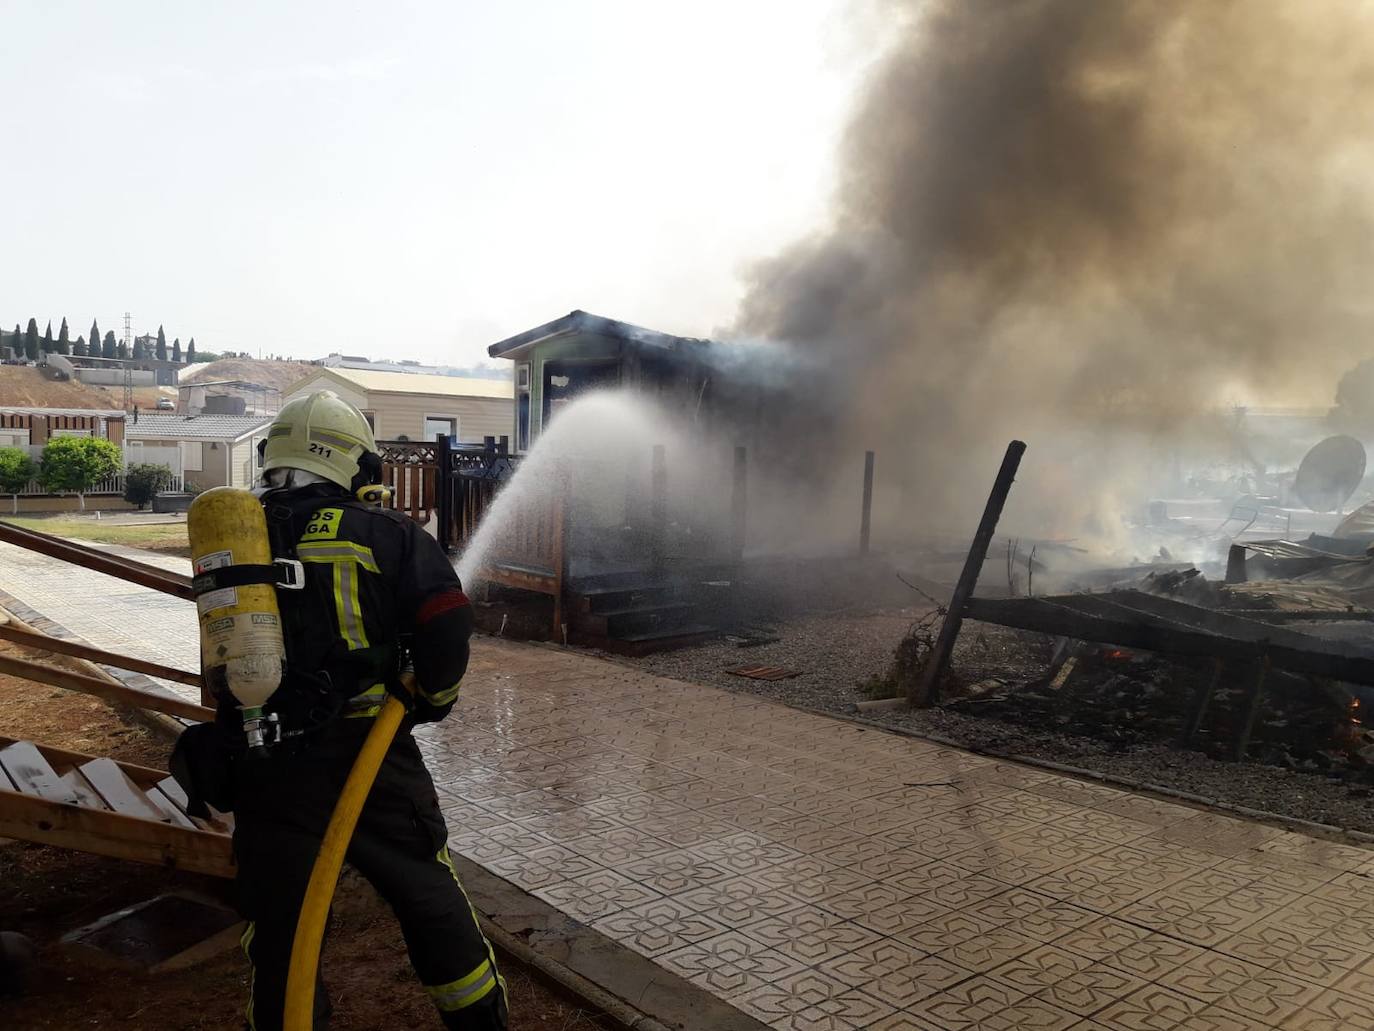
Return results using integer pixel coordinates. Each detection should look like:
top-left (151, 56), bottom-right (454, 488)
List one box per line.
top-left (188, 487), bottom-right (286, 751)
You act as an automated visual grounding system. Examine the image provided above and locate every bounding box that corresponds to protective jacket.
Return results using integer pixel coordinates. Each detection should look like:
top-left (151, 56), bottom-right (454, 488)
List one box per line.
top-left (223, 483), bottom-right (474, 734)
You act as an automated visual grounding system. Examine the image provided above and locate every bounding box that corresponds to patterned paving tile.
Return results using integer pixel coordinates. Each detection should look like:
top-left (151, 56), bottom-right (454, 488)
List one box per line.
top-left (658, 930), bottom-right (807, 999)
top-left (734, 971), bottom-right (897, 1030)
top-left (531, 867), bottom-right (661, 922)
top-left (673, 876), bottom-right (805, 926)
top-left (820, 939), bottom-right (973, 1008)
top-left (592, 896), bottom-right (727, 957)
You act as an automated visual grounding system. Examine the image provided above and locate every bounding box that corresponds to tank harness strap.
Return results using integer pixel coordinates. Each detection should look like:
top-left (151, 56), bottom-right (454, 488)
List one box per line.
top-left (191, 560), bottom-right (305, 596)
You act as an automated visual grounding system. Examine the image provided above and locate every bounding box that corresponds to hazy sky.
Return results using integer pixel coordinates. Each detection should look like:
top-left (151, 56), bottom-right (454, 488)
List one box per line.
top-left (0, 1), bottom-right (873, 366)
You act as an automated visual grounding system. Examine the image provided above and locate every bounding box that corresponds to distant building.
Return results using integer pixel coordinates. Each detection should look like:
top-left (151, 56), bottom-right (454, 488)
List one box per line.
top-left (0, 407), bottom-right (125, 447)
top-left (123, 412), bottom-right (271, 491)
top-left (318, 352), bottom-right (445, 376)
top-left (282, 367), bottom-right (512, 443)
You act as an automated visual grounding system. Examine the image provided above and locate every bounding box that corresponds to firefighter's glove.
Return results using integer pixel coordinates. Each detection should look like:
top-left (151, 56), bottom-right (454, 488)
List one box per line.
top-left (384, 672), bottom-right (417, 713)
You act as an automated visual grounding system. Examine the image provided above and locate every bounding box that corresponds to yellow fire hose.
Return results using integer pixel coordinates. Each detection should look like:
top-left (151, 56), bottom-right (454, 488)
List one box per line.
top-left (282, 684), bottom-right (410, 1031)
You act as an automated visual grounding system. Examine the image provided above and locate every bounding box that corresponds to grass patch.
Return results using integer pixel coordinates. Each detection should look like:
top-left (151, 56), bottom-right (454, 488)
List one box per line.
top-left (2, 515), bottom-right (190, 556)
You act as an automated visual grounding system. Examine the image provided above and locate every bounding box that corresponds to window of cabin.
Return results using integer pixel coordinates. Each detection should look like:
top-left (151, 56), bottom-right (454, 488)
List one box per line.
top-left (516, 363), bottom-right (531, 451)
top-left (423, 415), bottom-right (457, 441)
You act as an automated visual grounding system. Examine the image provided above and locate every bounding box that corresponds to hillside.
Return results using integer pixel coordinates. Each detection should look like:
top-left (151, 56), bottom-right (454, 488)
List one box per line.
top-left (0, 367), bottom-right (174, 410)
top-left (0, 367), bottom-right (116, 407)
top-left (180, 358), bottom-right (313, 393)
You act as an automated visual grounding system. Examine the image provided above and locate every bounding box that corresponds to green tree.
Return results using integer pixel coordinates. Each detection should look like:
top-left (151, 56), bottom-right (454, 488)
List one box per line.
top-left (0, 446), bottom-right (37, 514)
top-left (187, 338), bottom-right (196, 362)
top-left (132, 338), bottom-right (146, 360)
top-left (24, 318), bottom-right (39, 360)
top-left (42, 320), bottom-right (53, 356)
top-left (102, 330), bottom-right (116, 360)
top-left (116, 340), bottom-right (129, 359)
top-left (89, 319), bottom-right (100, 356)
top-left (9, 324), bottom-right (19, 357)
top-left (155, 325), bottom-right (167, 361)
top-left (57, 317), bottom-right (70, 355)
top-left (172, 337), bottom-right (182, 363)
top-left (122, 463), bottom-right (173, 509)
top-left (39, 436), bottom-right (121, 511)
top-left (74, 335), bottom-right (87, 357)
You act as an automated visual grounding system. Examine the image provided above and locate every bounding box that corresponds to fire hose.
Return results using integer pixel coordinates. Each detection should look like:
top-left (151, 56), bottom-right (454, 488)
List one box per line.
top-left (282, 680), bottom-right (412, 1031)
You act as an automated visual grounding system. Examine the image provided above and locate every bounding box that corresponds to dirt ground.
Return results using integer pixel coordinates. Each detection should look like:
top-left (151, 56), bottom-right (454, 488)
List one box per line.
top-left (0, 640), bottom-right (603, 1030)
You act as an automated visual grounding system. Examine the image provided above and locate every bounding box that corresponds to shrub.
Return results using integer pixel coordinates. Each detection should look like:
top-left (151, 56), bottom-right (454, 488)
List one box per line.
top-left (0, 447), bottom-right (37, 514)
top-left (123, 463), bottom-right (174, 509)
top-left (39, 437), bottom-right (122, 511)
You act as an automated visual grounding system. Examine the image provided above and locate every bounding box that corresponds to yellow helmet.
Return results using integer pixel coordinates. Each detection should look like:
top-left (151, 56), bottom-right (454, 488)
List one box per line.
top-left (261, 390), bottom-right (378, 490)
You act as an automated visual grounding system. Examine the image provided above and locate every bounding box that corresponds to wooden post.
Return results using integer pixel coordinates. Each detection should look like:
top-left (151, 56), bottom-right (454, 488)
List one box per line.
top-left (860, 450), bottom-right (875, 557)
top-left (731, 445), bottom-right (748, 566)
top-left (551, 471), bottom-right (569, 641)
top-left (1234, 657), bottom-right (1270, 760)
top-left (436, 433), bottom-right (454, 553)
top-left (1225, 544), bottom-right (1247, 584)
top-left (912, 440), bottom-right (1027, 707)
top-left (1181, 657), bottom-right (1224, 746)
top-left (651, 445), bottom-right (667, 575)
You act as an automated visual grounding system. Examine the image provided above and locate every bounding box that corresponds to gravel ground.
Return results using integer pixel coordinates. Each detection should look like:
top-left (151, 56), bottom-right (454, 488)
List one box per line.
top-left (616, 605), bottom-right (1374, 837)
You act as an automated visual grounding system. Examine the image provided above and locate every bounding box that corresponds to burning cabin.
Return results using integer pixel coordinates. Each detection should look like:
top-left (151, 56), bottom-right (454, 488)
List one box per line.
top-left (462, 311), bottom-right (770, 650)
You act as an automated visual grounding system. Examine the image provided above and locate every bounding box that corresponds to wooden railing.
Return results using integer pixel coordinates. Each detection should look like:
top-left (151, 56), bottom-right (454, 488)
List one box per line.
top-left (376, 440), bottom-right (439, 527)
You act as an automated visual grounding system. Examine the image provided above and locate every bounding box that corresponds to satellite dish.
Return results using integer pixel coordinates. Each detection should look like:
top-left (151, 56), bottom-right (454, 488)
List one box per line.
top-left (1294, 435), bottom-right (1366, 513)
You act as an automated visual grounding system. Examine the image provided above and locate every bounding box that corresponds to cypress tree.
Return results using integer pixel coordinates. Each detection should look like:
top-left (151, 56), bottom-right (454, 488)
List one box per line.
top-left (24, 318), bottom-right (39, 360)
top-left (89, 319), bottom-right (100, 357)
top-left (155, 325), bottom-right (167, 361)
top-left (187, 338), bottom-right (196, 362)
top-left (10, 324), bottom-right (19, 358)
top-left (172, 338), bottom-right (182, 362)
top-left (58, 317), bottom-right (70, 355)
top-left (132, 338), bottom-right (146, 360)
top-left (74, 335), bottom-right (86, 357)
top-left (42, 320), bottom-right (53, 356)
top-left (102, 330), bottom-right (116, 360)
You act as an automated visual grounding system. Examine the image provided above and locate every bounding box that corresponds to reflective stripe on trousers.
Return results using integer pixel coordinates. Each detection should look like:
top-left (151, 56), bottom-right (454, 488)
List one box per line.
top-left (431, 845), bottom-right (507, 1014)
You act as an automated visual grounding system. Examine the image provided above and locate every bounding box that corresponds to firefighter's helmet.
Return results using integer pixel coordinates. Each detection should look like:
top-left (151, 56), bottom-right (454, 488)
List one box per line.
top-left (261, 390), bottom-right (379, 491)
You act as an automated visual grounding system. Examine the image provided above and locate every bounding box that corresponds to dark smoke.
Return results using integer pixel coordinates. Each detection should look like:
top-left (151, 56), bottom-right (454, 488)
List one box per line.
top-left (734, 0), bottom-right (1374, 545)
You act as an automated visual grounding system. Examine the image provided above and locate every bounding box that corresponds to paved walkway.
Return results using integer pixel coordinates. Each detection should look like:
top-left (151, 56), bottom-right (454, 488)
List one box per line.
top-left (2, 541), bottom-right (1373, 1029)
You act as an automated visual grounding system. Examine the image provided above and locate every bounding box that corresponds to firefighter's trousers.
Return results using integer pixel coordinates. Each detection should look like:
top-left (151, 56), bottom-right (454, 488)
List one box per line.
top-left (232, 722), bottom-right (506, 1030)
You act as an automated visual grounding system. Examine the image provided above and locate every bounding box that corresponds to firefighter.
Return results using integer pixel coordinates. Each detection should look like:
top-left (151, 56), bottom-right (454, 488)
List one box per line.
top-left (213, 390), bottom-right (505, 1030)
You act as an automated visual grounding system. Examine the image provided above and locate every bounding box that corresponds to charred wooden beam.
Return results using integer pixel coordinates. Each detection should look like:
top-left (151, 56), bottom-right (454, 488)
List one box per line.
top-left (962, 595), bottom-right (1374, 685)
top-left (914, 440), bottom-right (1027, 707)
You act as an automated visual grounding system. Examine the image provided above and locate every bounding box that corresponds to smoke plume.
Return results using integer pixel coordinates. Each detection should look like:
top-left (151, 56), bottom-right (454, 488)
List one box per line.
top-left (734, 0), bottom-right (1374, 546)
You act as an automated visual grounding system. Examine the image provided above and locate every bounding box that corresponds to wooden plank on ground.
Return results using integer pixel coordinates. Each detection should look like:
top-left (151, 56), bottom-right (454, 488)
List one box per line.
top-left (156, 775), bottom-right (190, 811)
top-left (0, 736), bottom-right (167, 788)
top-left (80, 758), bottom-right (167, 821)
top-left (146, 787), bottom-right (197, 829)
top-left (56, 768), bottom-right (109, 810)
top-left (0, 741), bottom-right (78, 803)
top-left (0, 790), bottom-right (233, 878)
